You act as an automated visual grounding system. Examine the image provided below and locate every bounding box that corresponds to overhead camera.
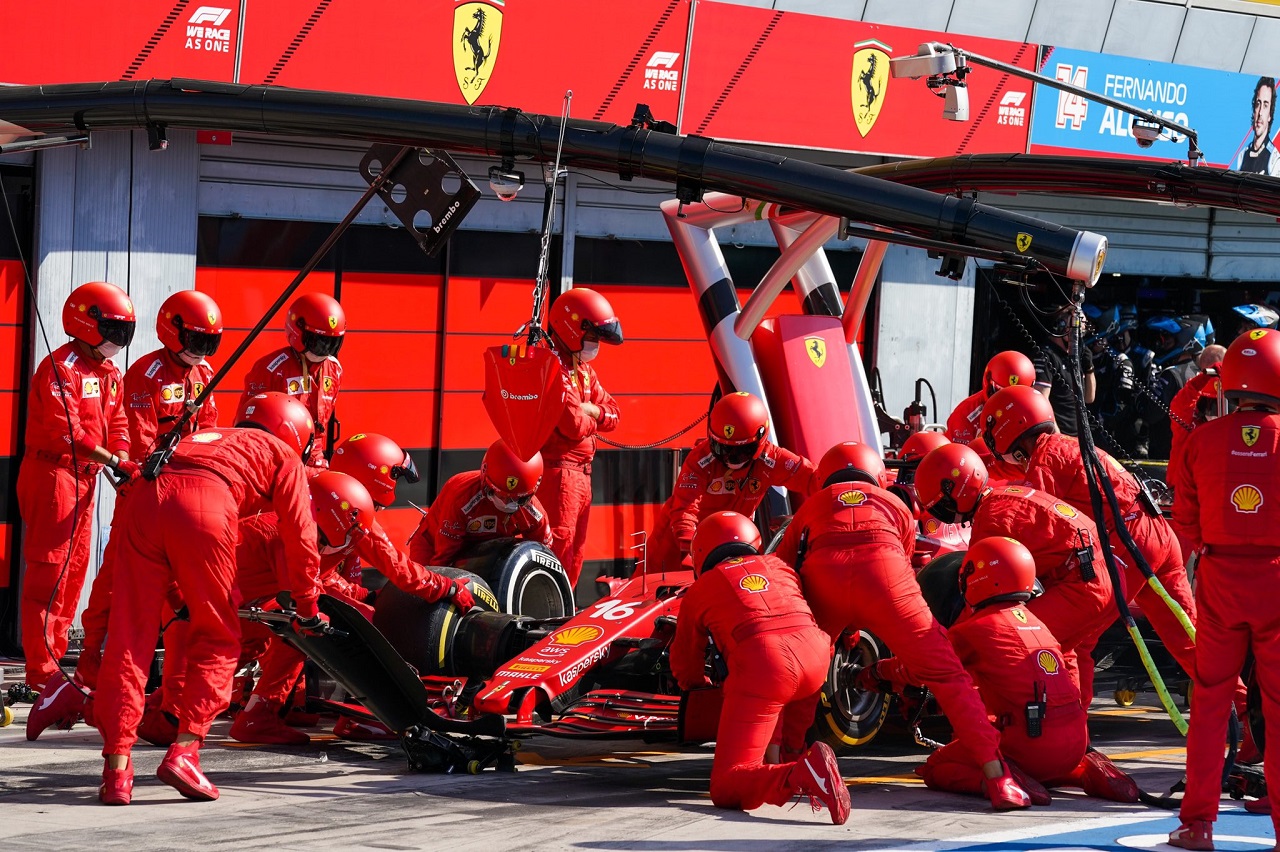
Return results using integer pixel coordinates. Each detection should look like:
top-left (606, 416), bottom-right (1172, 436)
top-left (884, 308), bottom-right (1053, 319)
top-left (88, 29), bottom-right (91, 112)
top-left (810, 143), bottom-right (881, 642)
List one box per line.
top-left (889, 43), bottom-right (958, 80)
top-left (488, 166), bottom-right (525, 201)
top-left (944, 85), bottom-right (969, 122)
top-left (1131, 118), bottom-right (1162, 149)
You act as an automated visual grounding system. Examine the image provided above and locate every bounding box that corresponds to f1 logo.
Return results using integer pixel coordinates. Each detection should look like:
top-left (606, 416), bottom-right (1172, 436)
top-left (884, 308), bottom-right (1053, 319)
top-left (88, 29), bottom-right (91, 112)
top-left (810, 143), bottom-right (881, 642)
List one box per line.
top-left (189, 6), bottom-right (231, 25)
top-left (646, 51), bottom-right (681, 69)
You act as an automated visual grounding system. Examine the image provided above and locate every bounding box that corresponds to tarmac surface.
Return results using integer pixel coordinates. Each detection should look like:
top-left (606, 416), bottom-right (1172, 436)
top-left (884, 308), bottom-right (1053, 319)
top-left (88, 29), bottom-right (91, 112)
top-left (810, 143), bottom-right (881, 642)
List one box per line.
top-left (2, 672), bottom-right (1275, 852)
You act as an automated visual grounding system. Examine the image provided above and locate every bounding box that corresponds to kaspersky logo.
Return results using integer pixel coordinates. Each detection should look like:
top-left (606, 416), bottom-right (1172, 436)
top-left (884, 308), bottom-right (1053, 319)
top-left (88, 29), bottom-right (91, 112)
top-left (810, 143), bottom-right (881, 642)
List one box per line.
top-left (851, 39), bottom-right (891, 137)
top-left (454, 0), bottom-right (505, 104)
top-left (185, 7), bottom-right (232, 53)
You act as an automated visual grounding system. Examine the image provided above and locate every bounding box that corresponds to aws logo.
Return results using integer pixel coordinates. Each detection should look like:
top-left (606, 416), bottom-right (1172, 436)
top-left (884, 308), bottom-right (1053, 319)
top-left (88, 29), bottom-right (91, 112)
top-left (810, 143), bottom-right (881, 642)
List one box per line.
top-left (739, 574), bottom-right (769, 594)
top-left (851, 39), bottom-right (891, 137)
top-left (454, 0), bottom-right (505, 104)
top-left (549, 625), bottom-right (603, 647)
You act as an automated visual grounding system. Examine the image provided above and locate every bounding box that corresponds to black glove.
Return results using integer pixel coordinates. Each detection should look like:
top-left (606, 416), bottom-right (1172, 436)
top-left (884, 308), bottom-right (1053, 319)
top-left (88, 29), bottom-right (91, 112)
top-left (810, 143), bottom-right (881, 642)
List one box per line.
top-left (292, 613), bottom-right (330, 637)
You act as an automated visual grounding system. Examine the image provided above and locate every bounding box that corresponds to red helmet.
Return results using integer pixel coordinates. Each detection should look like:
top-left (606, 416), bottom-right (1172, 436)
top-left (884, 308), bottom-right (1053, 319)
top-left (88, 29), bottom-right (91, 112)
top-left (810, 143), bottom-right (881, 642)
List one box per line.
top-left (285, 293), bottom-right (347, 357)
top-left (960, 537), bottom-right (1038, 609)
top-left (816, 441), bottom-right (885, 489)
top-left (709, 392), bottom-right (769, 466)
top-left (899, 431), bottom-right (950, 464)
top-left (62, 281), bottom-right (136, 348)
top-left (236, 392), bottom-right (316, 459)
top-left (915, 443), bottom-right (990, 524)
top-left (331, 433), bottom-right (419, 508)
top-left (983, 351), bottom-right (1036, 398)
top-left (481, 440), bottom-right (544, 509)
top-left (157, 290), bottom-right (224, 358)
top-left (981, 386), bottom-right (1056, 462)
top-left (1222, 327), bottom-right (1280, 404)
top-left (690, 511), bottom-right (762, 577)
top-left (548, 288), bottom-right (623, 354)
top-left (309, 471), bottom-right (376, 552)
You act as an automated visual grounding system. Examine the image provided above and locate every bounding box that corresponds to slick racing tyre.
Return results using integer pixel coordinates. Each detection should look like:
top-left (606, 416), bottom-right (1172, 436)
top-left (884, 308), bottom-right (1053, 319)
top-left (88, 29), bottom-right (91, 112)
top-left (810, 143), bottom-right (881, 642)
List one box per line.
top-left (453, 539), bottom-right (574, 618)
top-left (915, 551), bottom-right (966, 628)
top-left (812, 629), bottom-right (891, 754)
top-left (372, 568), bottom-right (497, 676)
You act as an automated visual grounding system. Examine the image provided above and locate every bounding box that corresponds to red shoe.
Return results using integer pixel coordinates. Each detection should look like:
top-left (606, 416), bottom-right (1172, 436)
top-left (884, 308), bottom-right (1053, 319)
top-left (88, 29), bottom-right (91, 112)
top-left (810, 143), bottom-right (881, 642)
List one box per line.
top-left (138, 700), bottom-right (180, 748)
top-left (156, 742), bottom-right (219, 801)
top-left (1246, 797), bottom-right (1272, 815)
top-left (283, 709), bottom-right (321, 727)
top-left (1078, 750), bottom-right (1140, 803)
top-left (99, 760), bottom-right (134, 806)
top-left (1005, 758), bottom-right (1052, 806)
top-left (230, 702), bottom-right (310, 745)
top-left (981, 763), bottom-right (1032, 810)
top-left (788, 742), bottom-right (851, 826)
top-left (26, 670), bottom-right (87, 741)
top-left (333, 715), bottom-right (397, 741)
top-left (1169, 820), bottom-right (1214, 851)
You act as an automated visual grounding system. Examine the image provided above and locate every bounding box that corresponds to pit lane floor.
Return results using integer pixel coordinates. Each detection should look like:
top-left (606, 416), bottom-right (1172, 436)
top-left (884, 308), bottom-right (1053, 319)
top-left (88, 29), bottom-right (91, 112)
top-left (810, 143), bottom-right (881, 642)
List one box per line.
top-left (2, 682), bottom-right (1274, 852)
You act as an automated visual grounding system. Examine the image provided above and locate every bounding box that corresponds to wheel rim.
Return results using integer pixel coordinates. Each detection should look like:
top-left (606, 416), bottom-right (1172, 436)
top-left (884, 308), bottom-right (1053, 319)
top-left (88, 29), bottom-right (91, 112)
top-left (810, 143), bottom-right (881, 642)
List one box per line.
top-left (515, 569), bottom-right (567, 618)
top-left (831, 633), bottom-right (884, 725)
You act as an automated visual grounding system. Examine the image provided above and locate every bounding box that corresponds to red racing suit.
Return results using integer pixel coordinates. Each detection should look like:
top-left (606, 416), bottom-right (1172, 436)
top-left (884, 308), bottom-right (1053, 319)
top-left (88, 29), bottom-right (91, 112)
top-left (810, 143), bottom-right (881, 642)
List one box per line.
top-left (776, 482), bottom-right (1002, 769)
top-left (96, 428), bottom-right (321, 756)
top-left (1172, 408), bottom-right (1280, 833)
top-left (242, 346), bottom-right (341, 468)
top-left (881, 602), bottom-right (1087, 794)
top-left (79, 348), bottom-right (218, 689)
top-left (970, 486), bottom-right (1115, 702)
top-left (669, 553), bottom-right (832, 811)
top-left (411, 470), bottom-right (552, 567)
top-left (646, 439), bottom-right (815, 574)
top-left (17, 342), bottom-right (128, 685)
top-left (1167, 369), bottom-right (1217, 491)
top-left (535, 356), bottom-right (619, 587)
top-left (1021, 432), bottom-right (1197, 701)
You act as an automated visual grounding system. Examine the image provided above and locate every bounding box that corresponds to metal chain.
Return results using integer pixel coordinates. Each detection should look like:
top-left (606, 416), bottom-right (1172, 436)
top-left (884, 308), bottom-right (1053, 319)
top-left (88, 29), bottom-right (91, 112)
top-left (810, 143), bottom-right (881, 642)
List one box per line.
top-left (597, 411), bottom-right (708, 450)
top-left (1099, 341), bottom-right (1197, 434)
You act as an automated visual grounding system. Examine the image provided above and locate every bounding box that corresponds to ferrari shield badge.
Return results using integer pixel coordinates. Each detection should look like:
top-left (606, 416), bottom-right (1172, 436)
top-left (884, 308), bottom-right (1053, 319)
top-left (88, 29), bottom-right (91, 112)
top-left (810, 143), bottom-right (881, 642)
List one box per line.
top-left (851, 39), bottom-right (891, 137)
top-left (454, 0), bottom-right (504, 105)
top-left (1243, 425), bottom-right (1261, 447)
top-left (804, 335), bottom-right (827, 368)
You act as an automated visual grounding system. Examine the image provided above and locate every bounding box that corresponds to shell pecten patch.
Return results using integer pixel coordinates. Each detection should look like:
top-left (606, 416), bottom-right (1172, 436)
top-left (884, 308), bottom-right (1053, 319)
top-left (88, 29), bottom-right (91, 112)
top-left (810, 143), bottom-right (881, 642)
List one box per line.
top-left (739, 574), bottom-right (770, 594)
top-left (837, 490), bottom-right (867, 507)
top-left (1037, 649), bottom-right (1060, 675)
top-left (1231, 484), bottom-right (1264, 514)
top-left (191, 432), bottom-right (222, 443)
top-left (1053, 502), bottom-right (1078, 519)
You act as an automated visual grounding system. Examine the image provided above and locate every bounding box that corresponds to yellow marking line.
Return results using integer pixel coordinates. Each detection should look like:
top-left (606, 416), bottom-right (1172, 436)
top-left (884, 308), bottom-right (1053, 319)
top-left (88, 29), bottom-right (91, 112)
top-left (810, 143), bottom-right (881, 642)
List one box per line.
top-left (846, 774), bottom-right (925, 786)
top-left (1103, 746), bottom-right (1186, 761)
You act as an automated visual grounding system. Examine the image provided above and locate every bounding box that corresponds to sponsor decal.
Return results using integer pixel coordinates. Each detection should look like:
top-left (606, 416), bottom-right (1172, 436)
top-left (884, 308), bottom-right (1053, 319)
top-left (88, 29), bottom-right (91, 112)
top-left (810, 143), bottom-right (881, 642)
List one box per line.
top-left (747, 478), bottom-right (762, 494)
top-left (499, 388), bottom-right (539, 401)
top-left (160, 383), bottom-right (185, 403)
top-left (1251, 328), bottom-right (1268, 341)
top-left (82, 378), bottom-right (101, 398)
top-left (145, 359), bottom-right (163, 379)
top-left (851, 39), bottom-right (891, 137)
top-left (454, 0), bottom-right (505, 104)
top-left (722, 424), bottom-right (735, 440)
top-left (323, 376), bottom-right (334, 394)
top-left (327, 315), bottom-right (338, 330)
top-left (549, 625), bottom-right (603, 646)
top-left (506, 475), bottom-right (520, 491)
top-left (1243, 426), bottom-right (1261, 447)
top-left (1013, 608), bottom-right (1028, 624)
top-left (192, 382), bottom-right (205, 397)
top-left (529, 549), bottom-right (562, 570)
top-left (506, 662), bottom-right (551, 673)
top-left (558, 645), bottom-right (611, 685)
top-left (837, 490), bottom-right (866, 507)
top-left (467, 518), bottom-right (483, 533)
top-left (185, 6), bottom-right (233, 53)
top-left (922, 518), bottom-right (940, 535)
top-left (997, 90), bottom-right (1027, 127)
top-left (494, 670), bottom-right (541, 681)
top-left (804, 335), bottom-right (827, 368)
top-left (286, 376), bottom-right (310, 394)
top-left (191, 431), bottom-right (222, 443)
top-left (482, 517), bottom-right (497, 531)
top-left (267, 353), bottom-right (290, 372)
top-left (1016, 232), bottom-right (1033, 252)
top-left (709, 480), bottom-right (723, 494)
top-left (476, 586), bottom-right (500, 610)
top-left (1231, 484), bottom-right (1264, 514)
top-left (1005, 486), bottom-right (1024, 493)
top-left (739, 573), bottom-right (769, 593)
top-left (643, 51), bottom-right (681, 92)
top-left (1053, 502), bottom-right (1078, 519)
top-left (1036, 649), bottom-right (1060, 674)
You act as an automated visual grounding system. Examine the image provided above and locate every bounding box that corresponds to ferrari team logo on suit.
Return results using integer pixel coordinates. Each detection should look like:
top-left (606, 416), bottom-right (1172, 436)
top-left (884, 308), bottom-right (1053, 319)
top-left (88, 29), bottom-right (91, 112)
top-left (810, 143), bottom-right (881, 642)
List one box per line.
top-left (851, 39), bottom-right (891, 137)
top-left (454, 0), bottom-right (505, 105)
top-left (1243, 426), bottom-right (1261, 447)
top-left (804, 336), bottom-right (827, 368)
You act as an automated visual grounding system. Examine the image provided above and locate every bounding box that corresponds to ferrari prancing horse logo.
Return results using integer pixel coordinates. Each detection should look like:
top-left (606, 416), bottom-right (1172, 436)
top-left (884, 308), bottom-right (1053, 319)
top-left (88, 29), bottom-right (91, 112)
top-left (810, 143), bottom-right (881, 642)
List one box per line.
top-left (805, 336), bottom-right (827, 368)
top-left (1243, 426), bottom-right (1261, 447)
top-left (454, 0), bottom-right (505, 105)
top-left (851, 39), bottom-right (891, 137)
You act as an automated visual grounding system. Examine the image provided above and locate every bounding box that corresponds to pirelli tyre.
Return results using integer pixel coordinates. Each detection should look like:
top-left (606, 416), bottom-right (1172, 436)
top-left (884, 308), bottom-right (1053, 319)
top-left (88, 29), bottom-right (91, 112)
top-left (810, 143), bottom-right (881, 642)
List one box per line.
top-left (371, 568), bottom-right (499, 676)
top-left (453, 538), bottom-right (575, 618)
top-left (812, 629), bottom-right (891, 754)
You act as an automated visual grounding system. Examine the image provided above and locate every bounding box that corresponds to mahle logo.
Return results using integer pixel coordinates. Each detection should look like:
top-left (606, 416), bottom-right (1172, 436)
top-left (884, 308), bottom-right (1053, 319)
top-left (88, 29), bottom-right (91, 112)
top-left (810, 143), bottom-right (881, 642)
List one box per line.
top-left (454, 0), bottom-right (505, 104)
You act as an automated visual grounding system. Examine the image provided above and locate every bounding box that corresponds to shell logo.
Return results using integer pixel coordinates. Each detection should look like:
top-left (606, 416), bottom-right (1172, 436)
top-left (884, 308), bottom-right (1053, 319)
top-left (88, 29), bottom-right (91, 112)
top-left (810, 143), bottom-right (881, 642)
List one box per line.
top-left (1231, 484), bottom-right (1264, 514)
top-left (1053, 503), bottom-right (1078, 519)
top-left (838, 490), bottom-right (866, 507)
top-left (923, 519), bottom-right (940, 535)
top-left (161, 387), bottom-right (174, 401)
top-left (1250, 328), bottom-right (1269, 341)
top-left (739, 574), bottom-right (770, 594)
top-left (288, 379), bottom-right (301, 393)
top-left (549, 625), bottom-right (604, 647)
top-left (339, 500), bottom-right (350, 511)
top-left (1036, 649), bottom-right (1060, 675)
top-left (191, 432), bottom-right (222, 443)
top-left (379, 464), bottom-right (390, 474)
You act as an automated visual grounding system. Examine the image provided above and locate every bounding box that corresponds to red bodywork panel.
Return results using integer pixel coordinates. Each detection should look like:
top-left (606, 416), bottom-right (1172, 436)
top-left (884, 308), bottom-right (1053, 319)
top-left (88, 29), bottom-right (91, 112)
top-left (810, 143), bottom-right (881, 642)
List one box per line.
top-left (482, 344), bottom-right (567, 462)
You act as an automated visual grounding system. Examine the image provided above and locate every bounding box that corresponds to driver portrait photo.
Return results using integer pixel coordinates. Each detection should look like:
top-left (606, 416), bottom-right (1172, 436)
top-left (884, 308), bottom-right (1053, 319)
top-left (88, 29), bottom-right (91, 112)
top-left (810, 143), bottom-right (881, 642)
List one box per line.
top-left (1234, 76), bottom-right (1280, 176)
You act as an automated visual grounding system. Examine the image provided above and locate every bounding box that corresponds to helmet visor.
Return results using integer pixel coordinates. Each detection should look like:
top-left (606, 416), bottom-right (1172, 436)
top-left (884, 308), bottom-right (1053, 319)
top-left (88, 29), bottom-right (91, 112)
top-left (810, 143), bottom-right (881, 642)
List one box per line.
top-left (393, 453), bottom-right (420, 484)
top-left (98, 318), bottom-right (136, 348)
top-left (710, 439), bottom-right (758, 467)
top-left (302, 330), bottom-right (344, 358)
top-left (585, 318), bottom-right (623, 346)
top-left (179, 327), bottom-right (222, 357)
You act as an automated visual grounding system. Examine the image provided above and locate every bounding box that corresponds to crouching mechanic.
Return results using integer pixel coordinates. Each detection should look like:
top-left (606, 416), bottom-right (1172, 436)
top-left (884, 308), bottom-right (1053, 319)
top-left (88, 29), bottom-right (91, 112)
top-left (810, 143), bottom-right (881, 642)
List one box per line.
top-left (1169, 327), bottom-right (1280, 850)
top-left (95, 392), bottom-right (324, 805)
top-left (777, 442), bottom-right (1030, 810)
top-left (669, 511), bottom-right (849, 824)
top-left (868, 537), bottom-right (1139, 804)
top-left (646, 391), bottom-right (815, 574)
top-left (411, 439), bottom-right (551, 567)
top-left (915, 444), bottom-right (1116, 704)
